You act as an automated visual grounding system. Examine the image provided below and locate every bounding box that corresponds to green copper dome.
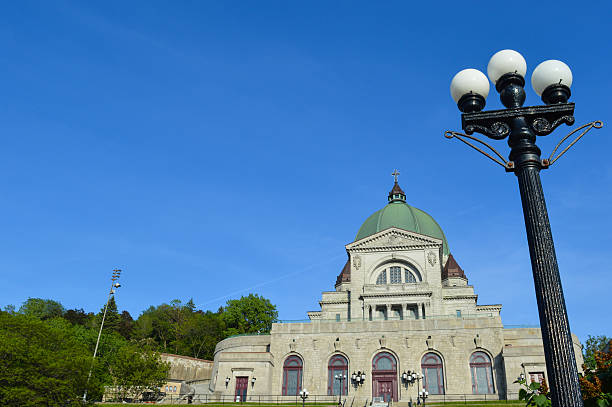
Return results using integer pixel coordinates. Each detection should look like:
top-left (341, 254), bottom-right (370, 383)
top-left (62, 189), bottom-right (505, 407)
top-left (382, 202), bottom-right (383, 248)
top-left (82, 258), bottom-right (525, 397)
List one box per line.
top-left (355, 180), bottom-right (450, 255)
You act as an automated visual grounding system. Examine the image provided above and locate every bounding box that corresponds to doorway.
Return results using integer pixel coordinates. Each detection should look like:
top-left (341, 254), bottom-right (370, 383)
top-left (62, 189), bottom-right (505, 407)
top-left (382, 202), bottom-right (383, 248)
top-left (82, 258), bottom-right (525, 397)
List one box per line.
top-left (376, 380), bottom-right (394, 402)
top-left (372, 352), bottom-right (398, 402)
top-left (235, 376), bottom-right (248, 402)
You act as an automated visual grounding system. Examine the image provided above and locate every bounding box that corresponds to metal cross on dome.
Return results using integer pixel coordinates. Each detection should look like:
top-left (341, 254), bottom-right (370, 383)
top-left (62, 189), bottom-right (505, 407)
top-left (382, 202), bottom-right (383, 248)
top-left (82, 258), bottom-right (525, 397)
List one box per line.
top-left (392, 169), bottom-right (400, 183)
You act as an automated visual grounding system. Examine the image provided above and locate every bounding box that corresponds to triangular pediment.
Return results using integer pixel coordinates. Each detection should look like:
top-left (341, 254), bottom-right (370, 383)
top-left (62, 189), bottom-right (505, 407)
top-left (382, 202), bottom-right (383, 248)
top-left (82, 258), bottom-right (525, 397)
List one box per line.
top-left (346, 227), bottom-right (442, 252)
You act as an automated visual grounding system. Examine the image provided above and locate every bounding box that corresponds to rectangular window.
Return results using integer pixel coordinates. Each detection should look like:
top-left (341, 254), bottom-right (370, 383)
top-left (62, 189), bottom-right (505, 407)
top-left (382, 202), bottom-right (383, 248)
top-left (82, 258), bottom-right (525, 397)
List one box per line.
top-left (336, 314), bottom-right (340, 322)
top-left (529, 372), bottom-right (545, 384)
top-left (456, 310), bottom-right (462, 318)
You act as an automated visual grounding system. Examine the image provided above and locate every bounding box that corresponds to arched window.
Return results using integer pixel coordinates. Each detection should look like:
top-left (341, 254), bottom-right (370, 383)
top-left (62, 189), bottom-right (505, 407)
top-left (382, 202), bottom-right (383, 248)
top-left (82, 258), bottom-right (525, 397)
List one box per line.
top-left (422, 353), bottom-right (445, 395)
top-left (376, 270), bottom-right (387, 285)
top-left (470, 352), bottom-right (494, 394)
top-left (373, 352), bottom-right (397, 371)
top-left (406, 264), bottom-right (422, 282)
top-left (282, 355), bottom-right (303, 395)
top-left (328, 355), bottom-right (348, 396)
top-left (405, 270), bottom-right (416, 283)
top-left (389, 267), bottom-right (402, 284)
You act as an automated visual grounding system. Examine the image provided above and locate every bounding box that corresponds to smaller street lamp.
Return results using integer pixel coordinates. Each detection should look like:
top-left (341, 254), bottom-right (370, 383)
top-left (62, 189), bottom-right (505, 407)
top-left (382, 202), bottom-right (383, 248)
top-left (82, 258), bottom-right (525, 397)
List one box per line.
top-left (408, 372), bottom-right (422, 405)
top-left (351, 371), bottom-right (366, 387)
top-left (299, 389), bottom-right (309, 407)
top-left (418, 390), bottom-right (429, 406)
top-left (335, 374), bottom-right (347, 405)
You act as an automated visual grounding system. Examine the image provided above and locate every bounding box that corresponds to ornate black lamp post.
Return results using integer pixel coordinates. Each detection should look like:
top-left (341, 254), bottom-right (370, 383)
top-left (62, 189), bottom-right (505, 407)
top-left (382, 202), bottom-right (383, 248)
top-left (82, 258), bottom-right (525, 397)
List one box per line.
top-left (447, 49), bottom-right (603, 407)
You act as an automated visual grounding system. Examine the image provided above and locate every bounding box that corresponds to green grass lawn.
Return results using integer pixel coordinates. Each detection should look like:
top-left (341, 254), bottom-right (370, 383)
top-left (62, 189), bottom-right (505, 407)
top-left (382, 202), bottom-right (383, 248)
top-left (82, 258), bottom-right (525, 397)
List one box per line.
top-left (99, 403), bottom-right (522, 407)
top-left (427, 402), bottom-right (523, 406)
top-left (98, 404), bottom-right (338, 407)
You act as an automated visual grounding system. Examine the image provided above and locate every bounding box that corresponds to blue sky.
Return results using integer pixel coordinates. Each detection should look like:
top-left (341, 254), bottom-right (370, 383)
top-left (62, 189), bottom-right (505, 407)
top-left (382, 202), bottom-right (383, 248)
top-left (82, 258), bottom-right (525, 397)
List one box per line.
top-left (0, 1), bottom-right (610, 343)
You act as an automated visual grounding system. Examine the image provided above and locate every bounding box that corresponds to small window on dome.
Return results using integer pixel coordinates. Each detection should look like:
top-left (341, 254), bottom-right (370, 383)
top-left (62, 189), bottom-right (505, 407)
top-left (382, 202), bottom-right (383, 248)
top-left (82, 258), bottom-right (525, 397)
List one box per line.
top-left (376, 270), bottom-right (387, 285)
top-left (390, 267), bottom-right (401, 284)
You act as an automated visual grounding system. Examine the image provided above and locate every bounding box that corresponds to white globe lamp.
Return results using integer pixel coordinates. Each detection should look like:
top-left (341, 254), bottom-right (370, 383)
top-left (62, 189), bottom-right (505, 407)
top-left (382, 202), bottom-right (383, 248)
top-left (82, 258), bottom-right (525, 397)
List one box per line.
top-left (450, 68), bottom-right (489, 112)
top-left (531, 60), bottom-right (573, 104)
top-left (487, 49), bottom-right (527, 86)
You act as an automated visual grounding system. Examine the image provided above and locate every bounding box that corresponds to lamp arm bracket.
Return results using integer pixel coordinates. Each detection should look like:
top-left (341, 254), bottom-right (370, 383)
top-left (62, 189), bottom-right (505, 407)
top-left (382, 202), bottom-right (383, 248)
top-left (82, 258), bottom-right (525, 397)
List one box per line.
top-left (461, 103), bottom-right (576, 139)
top-left (542, 120), bottom-right (604, 168)
top-left (444, 130), bottom-right (513, 171)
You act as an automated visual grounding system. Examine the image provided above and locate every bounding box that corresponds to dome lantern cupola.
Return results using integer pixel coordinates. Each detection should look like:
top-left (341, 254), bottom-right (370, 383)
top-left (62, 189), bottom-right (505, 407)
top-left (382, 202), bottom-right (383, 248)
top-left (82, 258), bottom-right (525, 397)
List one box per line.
top-left (388, 170), bottom-right (406, 203)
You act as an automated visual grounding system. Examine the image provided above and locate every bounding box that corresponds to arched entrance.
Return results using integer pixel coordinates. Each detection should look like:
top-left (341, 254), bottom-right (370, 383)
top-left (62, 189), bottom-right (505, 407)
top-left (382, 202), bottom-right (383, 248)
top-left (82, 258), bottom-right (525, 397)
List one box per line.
top-left (372, 352), bottom-right (397, 402)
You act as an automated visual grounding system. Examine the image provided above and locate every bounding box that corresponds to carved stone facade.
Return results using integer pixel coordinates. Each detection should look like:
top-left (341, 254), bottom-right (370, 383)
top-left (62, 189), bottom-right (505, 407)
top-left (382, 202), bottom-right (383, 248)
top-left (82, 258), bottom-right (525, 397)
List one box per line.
top-left (208, 182), bottom-right (583, 404)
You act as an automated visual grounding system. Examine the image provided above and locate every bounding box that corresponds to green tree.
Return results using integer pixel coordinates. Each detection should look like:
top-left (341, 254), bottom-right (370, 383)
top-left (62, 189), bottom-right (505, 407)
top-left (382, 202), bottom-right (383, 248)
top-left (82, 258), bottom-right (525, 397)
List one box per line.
top-left (18, 298), bottom-right (65, 320)
top-left (134, 300), bottom-right (227, 359)
top-left (96, 296), bottom-right (120, 333)
top-left (0, 313), bottom-right (102, 406)
top-left (108, 341), bottom-right (170, 401)
top-left (70, 322), bottom-right (130, 389)
top-left (222, 294), bottom-right (278, 336)
top-left (134, 304), bottom-right (174, 352)
top-left (118, 310), bottom-right (135, 339)
top-left (64, 308), bottom-right (94, 326)
top-left (580, 339), bottom-right (612, 407)
top-left (3, 305), bottom-right (16, 314)
top-left (178, 310), bottom-right (225, 359)
top-left (584, 335), bottom-right (611, 370)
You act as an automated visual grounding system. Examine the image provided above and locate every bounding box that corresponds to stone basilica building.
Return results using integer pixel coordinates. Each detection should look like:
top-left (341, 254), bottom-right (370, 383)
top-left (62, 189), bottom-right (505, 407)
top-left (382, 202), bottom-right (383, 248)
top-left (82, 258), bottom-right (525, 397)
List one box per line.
top-left (209, 178), bottom-right (583, 404)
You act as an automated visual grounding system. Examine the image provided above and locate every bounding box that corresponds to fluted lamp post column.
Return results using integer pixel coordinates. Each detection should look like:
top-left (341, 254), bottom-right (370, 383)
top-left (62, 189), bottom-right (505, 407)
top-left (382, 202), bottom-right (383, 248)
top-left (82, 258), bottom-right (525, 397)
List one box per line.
top-left (447, 50), bottom-right (603, 407)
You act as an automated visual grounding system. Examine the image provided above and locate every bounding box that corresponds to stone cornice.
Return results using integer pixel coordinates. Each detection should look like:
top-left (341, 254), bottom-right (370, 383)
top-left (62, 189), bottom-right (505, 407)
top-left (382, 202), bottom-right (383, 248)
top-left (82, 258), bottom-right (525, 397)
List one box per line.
top-left (346, 228), bottom-right (442, 253)
top-left (307, 311), bottom-right (322, 320)
top-left (477, 304), bottom-right (503, 312)
top-left (349, 243), bottom-right (441, 253)
top-left (442, 295), bottom-right (478, 301)
top-left (319, 300), bottom-right (349, 305)
top-left (360, 291), bottom-right (433, 299)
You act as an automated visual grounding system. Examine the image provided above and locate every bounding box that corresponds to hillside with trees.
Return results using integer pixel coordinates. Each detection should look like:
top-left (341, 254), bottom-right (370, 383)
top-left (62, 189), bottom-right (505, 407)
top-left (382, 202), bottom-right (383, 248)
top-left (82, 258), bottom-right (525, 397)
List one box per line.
top-left (0, 294), bottom-right (278, 406)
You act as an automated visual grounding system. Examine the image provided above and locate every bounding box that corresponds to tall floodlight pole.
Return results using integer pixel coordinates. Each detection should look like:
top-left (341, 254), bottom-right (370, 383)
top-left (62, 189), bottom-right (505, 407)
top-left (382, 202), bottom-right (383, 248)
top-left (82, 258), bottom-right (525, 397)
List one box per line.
top-left (446, 50), bottom-right (603, 407)
top-left (82, 268), bottom-right (122, 403)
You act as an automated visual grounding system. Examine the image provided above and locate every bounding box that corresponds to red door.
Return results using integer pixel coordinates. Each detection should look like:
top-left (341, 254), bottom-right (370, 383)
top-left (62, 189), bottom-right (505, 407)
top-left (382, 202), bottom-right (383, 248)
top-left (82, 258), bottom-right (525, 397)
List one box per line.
top-left (235, 377), bottom-right (248, 402)
top-left (379, 381), bottom-right (393, 402)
